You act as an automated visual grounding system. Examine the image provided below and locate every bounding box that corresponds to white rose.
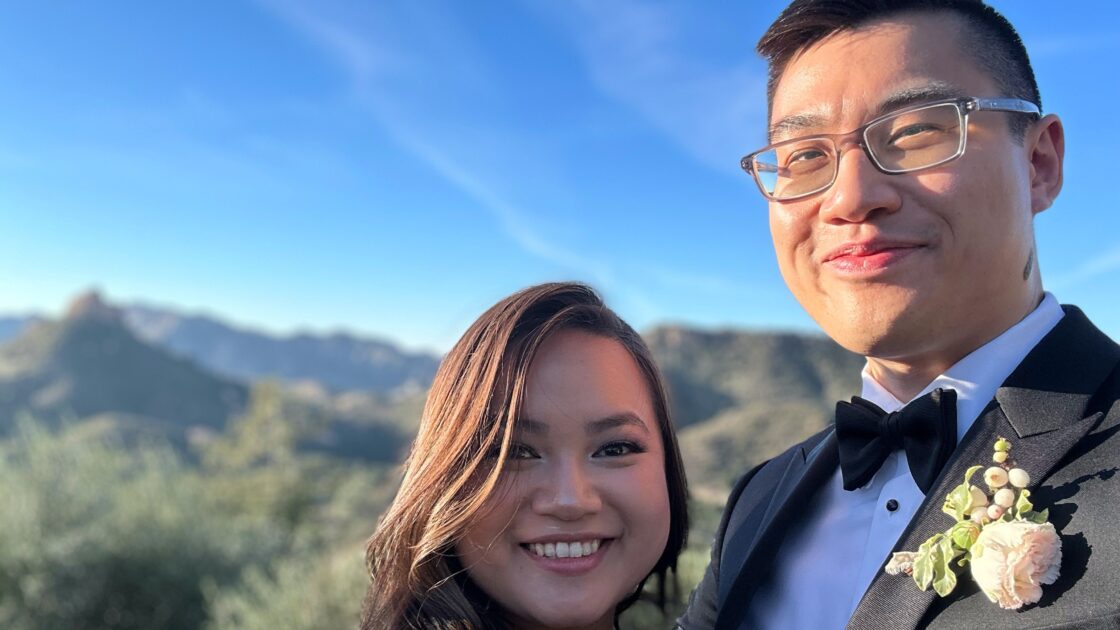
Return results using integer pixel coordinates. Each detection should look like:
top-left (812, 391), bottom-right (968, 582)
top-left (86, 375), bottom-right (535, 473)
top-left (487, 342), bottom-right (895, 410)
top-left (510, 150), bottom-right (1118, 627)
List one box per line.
top-left (969, 521), bottom-right (1062, 610)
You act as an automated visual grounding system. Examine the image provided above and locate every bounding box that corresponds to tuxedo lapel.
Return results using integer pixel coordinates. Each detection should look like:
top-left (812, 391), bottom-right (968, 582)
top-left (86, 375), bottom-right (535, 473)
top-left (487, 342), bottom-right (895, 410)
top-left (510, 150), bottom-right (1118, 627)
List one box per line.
top-left (845, 307), bottom-right (1118, 629)
top-left (714, 431), bottom-right (839, 630)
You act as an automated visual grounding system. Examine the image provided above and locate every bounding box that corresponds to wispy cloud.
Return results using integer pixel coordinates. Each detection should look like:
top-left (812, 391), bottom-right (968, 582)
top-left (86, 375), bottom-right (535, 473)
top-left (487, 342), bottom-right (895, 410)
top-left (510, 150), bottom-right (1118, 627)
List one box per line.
top-left (532, 0), bottom-right (767, 175)
top-left (257, 0), bottom-right (616, 286)
top-left (257, 0), bottom-right (756, 311)
top-left (1047, 244), bottom-right (1120, 291)
top-left (388, 131), bottom-right (616, 287)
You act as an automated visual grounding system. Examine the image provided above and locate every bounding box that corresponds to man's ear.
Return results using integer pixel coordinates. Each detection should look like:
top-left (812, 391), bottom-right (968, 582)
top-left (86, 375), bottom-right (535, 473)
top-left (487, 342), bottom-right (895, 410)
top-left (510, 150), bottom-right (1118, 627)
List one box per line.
top-left (1027, 113), bottom-right (1064, 215)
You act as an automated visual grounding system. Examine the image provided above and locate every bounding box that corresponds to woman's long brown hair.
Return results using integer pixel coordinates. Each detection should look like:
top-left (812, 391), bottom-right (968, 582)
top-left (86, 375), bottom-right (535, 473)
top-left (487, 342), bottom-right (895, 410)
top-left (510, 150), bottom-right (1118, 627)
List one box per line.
top-left (361, 282), bottom-right (689, 629)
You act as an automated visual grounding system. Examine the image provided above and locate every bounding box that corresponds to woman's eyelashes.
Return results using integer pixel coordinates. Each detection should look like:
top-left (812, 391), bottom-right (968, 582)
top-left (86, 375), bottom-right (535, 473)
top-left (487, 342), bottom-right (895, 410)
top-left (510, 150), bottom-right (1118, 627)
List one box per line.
top-left (484, 442), bottom-right (539, 460)
top-left (508, 442), bottom-right (539, 460)
top-left (593, 439), bottom-right (647, 458)
top-left (496, 436), bottom-right (648, 462)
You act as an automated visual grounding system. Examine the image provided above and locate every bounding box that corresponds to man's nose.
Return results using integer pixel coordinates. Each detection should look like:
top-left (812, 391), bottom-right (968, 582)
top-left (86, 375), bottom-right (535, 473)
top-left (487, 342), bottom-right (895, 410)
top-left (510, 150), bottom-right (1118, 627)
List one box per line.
top-left (817, 145), bottom-right (902, 223)
top-left (530, 459), bottom-right (602, 520)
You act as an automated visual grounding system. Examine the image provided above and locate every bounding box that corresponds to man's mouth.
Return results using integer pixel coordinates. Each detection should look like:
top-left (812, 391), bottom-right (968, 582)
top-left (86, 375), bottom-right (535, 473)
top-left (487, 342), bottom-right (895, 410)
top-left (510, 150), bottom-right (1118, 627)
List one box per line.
top-left (822, 239), bottom-right (926, 274)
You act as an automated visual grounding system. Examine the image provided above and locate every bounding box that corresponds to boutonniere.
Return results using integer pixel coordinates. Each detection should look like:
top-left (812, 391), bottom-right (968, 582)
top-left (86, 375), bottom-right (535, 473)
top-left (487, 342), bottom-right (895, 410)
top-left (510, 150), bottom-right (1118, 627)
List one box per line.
top-left (884, 438), bottom-right (1061, 610)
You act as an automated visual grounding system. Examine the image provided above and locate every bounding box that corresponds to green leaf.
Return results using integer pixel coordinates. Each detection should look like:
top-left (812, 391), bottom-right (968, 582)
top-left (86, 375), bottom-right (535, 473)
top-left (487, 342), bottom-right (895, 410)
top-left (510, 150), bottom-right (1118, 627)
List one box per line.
top-left (957, 550), bottom-right (971, 568)
top-left (949, 520), bottom-right (980, 551)
top-left (912, 535), bottom-right (942, 591)
top-left (1014, 488), bottom-right (1034, 519)
top-left (1023, 507), bottom-right (1050, 524)
top-left (932, 536), bottom-right (960, 597)
top-left (943, 466), bottom-right (984, 520)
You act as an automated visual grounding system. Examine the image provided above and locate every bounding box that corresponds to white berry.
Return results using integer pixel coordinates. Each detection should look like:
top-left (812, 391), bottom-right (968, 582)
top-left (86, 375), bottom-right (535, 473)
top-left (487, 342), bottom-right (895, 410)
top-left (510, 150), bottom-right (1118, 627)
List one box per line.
top-left (992, 451), bottom-right (1009, 464)
top-left (970, 506), bottom-right (989, 524)
top-left (987, 504), bottom-right (1005, 520)
top-left (984, 466), bottom-right (1009, 489)
top-left (1008, 468), bottom-right (1030, 488)
top-left (994, 488), bottom-right (1016, 508)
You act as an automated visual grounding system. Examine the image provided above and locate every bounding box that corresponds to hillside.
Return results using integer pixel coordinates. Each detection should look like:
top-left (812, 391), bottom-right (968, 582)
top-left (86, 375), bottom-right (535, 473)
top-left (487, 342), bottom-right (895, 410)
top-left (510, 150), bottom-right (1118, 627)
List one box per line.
top-left (0, 316), bottom-right (32, 344)
top-left (121, 304), bottom-right (440, 394)
top-left (0, 294), bottom-right (247, 437)
top-left (645, 325), bottom-right (863, 496)
top-left (0, 293), bottom-right (868, 489)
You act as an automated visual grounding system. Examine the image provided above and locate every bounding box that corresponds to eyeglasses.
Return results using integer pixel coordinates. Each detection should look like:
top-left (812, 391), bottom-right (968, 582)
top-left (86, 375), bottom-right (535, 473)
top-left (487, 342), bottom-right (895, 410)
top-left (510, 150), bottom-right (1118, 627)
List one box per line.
top-left (740, 97), bottom-right (1040, 201)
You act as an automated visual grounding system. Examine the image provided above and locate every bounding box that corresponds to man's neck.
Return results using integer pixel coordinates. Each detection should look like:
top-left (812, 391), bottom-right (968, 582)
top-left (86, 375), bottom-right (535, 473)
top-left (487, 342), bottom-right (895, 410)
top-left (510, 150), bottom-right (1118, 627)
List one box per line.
top-left (863, 356), bottom-right (947, 403)
top-left (864, 290), bottom-right (1046, 402)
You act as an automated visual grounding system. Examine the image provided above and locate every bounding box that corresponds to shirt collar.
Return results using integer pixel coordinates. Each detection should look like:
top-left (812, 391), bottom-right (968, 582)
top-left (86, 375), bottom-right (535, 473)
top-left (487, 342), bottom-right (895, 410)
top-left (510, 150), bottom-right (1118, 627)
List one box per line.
top-left (860, 293), bottom-right (1065, 440)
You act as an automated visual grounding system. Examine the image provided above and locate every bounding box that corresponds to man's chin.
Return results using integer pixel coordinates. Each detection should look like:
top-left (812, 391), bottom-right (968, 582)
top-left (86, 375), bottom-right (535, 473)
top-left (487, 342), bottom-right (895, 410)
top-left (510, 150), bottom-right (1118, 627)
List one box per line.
top-left (813, 303), bottom-right (928, 358)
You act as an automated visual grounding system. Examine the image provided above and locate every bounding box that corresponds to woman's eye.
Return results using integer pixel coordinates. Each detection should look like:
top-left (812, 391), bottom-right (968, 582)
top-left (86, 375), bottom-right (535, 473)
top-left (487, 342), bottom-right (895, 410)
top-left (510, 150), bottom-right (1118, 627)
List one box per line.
top-left (593, 441), bottom-right (645, 458)
top-left (508, 443), bottom-right (539, 460)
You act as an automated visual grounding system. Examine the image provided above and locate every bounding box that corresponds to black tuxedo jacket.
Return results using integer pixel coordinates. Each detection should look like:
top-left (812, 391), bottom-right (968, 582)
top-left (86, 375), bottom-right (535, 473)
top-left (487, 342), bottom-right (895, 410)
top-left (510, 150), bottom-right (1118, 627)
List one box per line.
top-left (677, 306), bottom-right (1120, 630)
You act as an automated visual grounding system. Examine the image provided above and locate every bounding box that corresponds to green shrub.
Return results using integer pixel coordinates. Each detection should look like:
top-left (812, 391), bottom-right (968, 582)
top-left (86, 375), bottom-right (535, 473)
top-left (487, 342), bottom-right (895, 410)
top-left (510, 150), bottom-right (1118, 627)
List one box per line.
top-left (204, 550), bottom-right (367, 630)
top-left (0, 420), bottom-right (285, 630)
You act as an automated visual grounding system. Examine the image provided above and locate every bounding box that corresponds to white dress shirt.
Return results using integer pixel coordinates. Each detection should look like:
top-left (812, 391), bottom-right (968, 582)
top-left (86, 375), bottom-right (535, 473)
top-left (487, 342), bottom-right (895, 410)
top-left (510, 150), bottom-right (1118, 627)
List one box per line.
top-left (744, 293), bottom-right (1064, 629)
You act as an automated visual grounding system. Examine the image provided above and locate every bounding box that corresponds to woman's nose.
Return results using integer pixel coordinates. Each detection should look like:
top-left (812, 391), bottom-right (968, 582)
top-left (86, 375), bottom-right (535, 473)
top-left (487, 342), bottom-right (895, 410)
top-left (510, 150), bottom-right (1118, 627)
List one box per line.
top-left (530, 459), bottom-right (602, 520)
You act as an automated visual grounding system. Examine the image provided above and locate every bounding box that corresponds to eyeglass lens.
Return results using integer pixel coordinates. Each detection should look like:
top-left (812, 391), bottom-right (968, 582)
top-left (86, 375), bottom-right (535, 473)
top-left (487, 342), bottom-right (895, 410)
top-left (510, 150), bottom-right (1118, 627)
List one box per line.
top-left (752, 102), bottom-right (965, 200)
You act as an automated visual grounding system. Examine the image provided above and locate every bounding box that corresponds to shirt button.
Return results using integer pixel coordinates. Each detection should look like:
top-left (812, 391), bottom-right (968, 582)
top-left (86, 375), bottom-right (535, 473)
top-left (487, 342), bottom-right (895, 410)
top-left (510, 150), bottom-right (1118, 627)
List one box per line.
top-left (886, 499), bottom-right (900, 512)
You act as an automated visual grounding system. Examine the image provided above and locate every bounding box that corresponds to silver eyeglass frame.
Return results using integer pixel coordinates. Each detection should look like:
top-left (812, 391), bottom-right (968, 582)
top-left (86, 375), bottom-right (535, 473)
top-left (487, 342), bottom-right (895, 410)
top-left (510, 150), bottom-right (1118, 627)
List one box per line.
top-left (740, 96), bottom-right (1041, 202)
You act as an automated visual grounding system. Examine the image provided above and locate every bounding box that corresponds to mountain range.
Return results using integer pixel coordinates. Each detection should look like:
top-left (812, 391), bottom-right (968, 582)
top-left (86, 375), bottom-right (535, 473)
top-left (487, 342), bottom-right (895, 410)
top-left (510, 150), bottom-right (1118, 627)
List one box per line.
top-left (0, 294), bottom-right (440, 395)
top-left (0, 295), bottom-right (246, 441)
top-left (0, 291), bottom-right (863, 495)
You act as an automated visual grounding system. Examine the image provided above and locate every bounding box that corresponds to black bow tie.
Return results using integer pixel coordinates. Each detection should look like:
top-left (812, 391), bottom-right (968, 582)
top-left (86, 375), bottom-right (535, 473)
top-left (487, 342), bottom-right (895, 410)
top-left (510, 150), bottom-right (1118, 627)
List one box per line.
top-left (835, 388), bottom-right (957, 494)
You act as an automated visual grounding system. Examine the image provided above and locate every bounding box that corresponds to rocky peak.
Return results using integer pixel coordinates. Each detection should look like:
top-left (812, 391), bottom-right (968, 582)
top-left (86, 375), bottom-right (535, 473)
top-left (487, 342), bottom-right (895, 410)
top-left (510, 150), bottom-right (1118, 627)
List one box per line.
top-left (65, 289), bottom-right (123, 324)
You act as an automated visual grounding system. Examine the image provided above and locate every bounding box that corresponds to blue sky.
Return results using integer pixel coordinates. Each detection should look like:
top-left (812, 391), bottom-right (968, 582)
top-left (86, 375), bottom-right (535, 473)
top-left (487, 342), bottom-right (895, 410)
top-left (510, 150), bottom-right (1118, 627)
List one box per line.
top-left (1, 1), bottom-right (1117, 353)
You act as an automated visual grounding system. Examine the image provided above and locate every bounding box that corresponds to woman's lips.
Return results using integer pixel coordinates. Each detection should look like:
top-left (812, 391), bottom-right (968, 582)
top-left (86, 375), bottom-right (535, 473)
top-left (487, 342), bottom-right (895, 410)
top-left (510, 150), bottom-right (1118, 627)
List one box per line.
top-left (519, 539), bottom-right (612, 576)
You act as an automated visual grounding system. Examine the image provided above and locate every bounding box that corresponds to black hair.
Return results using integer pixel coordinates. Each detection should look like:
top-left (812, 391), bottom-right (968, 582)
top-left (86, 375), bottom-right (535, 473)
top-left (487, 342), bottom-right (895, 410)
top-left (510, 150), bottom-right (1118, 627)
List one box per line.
top-left (758, 0), bottom-right (1041, 140)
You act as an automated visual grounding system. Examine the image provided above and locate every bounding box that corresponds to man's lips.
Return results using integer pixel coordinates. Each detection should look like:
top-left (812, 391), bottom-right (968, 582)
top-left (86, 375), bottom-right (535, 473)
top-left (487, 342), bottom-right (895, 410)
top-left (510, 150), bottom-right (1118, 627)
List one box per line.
top-left (822, 240), bottom-right (926, 274)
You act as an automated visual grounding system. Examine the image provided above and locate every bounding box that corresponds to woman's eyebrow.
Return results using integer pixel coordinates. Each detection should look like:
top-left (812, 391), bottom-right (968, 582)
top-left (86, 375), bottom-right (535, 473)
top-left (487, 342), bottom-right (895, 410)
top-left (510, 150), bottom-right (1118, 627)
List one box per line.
top-left (516, 418), bottom-right (549, 435)
top-left (587, 412), bottom-right (651, 436)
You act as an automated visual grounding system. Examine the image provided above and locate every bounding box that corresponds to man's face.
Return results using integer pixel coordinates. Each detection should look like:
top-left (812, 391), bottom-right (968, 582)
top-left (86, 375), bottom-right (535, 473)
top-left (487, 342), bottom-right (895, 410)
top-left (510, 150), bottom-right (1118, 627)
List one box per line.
top-left (767, 12), bottom-right (1051, 363)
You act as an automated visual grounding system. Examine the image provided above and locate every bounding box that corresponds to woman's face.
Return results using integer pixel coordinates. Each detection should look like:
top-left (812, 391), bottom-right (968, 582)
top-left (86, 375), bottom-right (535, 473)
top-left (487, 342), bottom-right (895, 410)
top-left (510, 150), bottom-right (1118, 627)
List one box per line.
top-left (455, 329), bottom-right (672, 630)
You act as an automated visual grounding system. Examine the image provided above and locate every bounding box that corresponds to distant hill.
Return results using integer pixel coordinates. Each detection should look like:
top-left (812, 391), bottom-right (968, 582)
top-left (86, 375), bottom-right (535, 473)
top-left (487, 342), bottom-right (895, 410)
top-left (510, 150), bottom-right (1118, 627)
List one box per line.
top-left (121, 305), bottom-right (440, 394)
top-left (0, 294), bottom-right (414, 463)
top-left (1, 292), bottom-right (872, 489)
top-left (0, 294), bottom-right (247, 437)
top-left (0, 316), bottom-right (33, 344)
top-left (645, 325), bottom-right (864, 496)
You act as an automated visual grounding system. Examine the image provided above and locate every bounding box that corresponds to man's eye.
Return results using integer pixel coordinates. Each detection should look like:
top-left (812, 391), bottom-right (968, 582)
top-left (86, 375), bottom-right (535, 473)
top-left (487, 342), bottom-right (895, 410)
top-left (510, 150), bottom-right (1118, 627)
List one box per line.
top-left (888, 124), bottom-right (948, 147)
top-left (593, 441), bottom-right (646, 458)
top-left (787, 148), bottom-right (826, 164)
top-left (782, 148), bottom-right (830, 175)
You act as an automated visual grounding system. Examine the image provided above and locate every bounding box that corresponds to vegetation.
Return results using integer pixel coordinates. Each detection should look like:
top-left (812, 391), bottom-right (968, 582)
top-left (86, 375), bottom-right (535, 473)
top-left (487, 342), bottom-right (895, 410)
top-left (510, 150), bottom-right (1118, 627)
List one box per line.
top-left (0, 409), bottom-right (396, 630)
top-left (0, 302), bottom-right (863, 628)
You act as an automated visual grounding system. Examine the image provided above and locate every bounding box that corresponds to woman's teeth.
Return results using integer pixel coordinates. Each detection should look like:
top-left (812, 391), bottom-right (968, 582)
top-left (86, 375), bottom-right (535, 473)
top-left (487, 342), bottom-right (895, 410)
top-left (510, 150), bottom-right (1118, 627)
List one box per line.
top-left (526, 540), bottom-right (602, 559)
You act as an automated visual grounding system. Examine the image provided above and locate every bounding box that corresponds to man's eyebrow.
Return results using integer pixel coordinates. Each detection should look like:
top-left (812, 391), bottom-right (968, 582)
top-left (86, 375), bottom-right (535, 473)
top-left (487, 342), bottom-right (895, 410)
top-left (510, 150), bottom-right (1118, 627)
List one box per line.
top-left (769, 112), bottom-right (830, 142)
top-left (768, 81), bottom-right (967, 142)
top-left (872, 82), bottom-right (967, 118)
top-left (587, 412), bottom-right (651, 436)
